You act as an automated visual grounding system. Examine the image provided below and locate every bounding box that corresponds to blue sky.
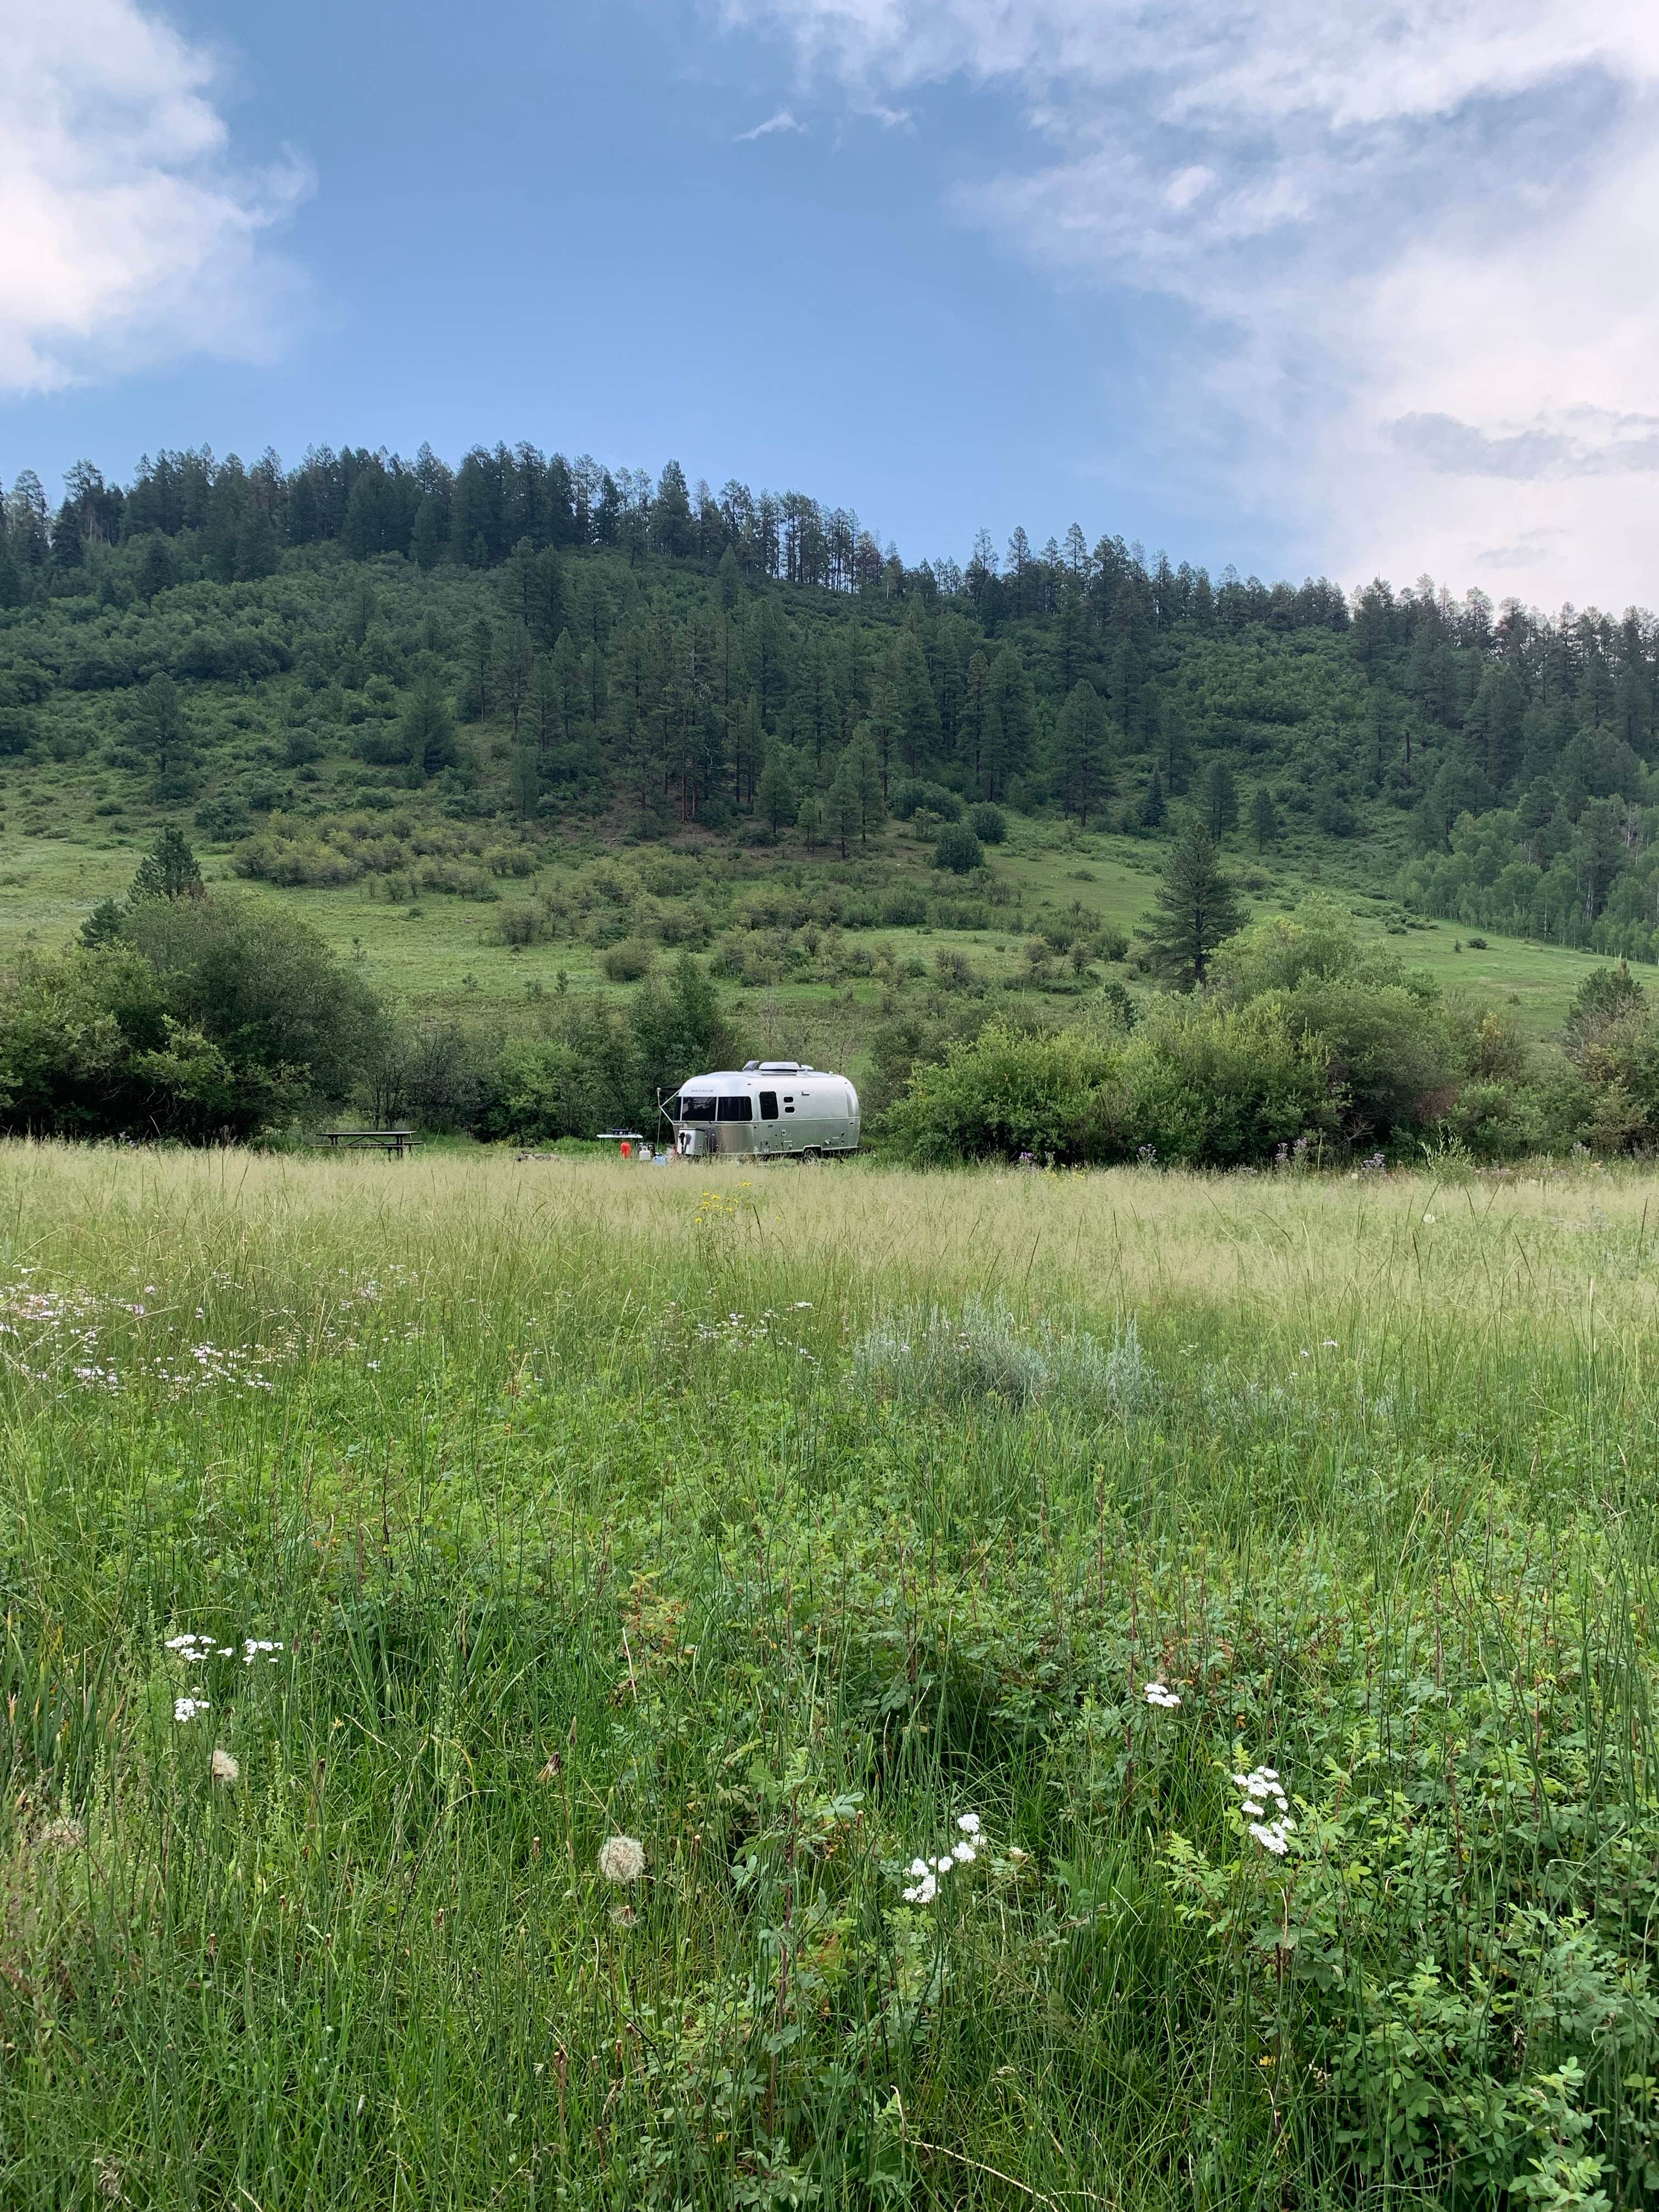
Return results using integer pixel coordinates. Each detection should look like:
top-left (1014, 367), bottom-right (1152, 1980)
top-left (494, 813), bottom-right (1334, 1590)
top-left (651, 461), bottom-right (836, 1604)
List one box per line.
top-left (5, 0), bottom-right (1659, 606)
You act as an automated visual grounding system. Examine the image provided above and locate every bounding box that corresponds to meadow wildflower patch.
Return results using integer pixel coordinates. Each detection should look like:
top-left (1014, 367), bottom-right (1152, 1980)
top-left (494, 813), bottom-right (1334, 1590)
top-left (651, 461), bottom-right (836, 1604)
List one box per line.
top-left (2, 1152), bottom-right (1659, 2208)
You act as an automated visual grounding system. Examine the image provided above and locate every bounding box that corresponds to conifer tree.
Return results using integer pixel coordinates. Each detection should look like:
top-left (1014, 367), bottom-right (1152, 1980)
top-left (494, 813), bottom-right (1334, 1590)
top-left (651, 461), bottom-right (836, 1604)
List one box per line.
top-left (1142, 814), bottom-right (1248, 988)
top-left (129, 674), bottom-right (187, 777)
top-left (129, 826), bottom-right (202, 902)
top-left (1141, 764), bottom-right (1167, 829)
top-left (826, 757), bottom-right (861, 858)
top-left (80, 898), bottom-right (127, 947)
top-left (1202, 760), bottom-right (1239, 838)
top-left (844, 725), bottom-right (886, 842)
top-left (1250, 785), bottom-right (1281, 852)
top-left (1051, 680), bottom-right (1112, 825)
top-left (756, 747), bottom-right (797, 835)
top-left (401, 669), bottom-right (458, 779)
top-left (410, 496), bottom-right (442, 573)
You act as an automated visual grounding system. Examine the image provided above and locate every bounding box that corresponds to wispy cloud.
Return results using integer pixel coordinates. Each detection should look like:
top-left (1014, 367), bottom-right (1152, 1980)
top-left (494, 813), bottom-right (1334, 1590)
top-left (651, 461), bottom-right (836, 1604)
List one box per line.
top-left (735, 108), bottom-right (805, 139)
top-left (709, 0), bottom-right (1659, 605)
top-left (0, 0), bottom-right (311, 398)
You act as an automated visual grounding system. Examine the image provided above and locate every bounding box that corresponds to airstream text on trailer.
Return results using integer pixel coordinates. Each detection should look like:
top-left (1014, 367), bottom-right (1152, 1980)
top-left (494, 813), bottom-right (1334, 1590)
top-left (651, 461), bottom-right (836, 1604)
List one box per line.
top-left (664, 1063), bottom-right (859, 1159)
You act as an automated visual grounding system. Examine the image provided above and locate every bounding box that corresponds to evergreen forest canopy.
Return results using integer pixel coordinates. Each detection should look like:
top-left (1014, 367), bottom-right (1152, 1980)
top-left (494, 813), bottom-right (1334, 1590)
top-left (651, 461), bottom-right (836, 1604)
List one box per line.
top-left (1, 435), bottom-right (1658, 967)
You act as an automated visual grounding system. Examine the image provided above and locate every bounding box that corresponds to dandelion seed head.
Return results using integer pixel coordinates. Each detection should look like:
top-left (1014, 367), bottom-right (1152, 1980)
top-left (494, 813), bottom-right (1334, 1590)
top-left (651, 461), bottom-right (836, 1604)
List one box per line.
top-left (597, 1834), bottom-right (646, 1884)
top-left (211, 1748), bottom-right (239, 1785)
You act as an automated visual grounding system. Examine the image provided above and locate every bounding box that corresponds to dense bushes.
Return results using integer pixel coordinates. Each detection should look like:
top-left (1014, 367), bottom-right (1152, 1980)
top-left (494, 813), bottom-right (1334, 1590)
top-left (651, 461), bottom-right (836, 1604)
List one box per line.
top-left (0, 907), bottom-right (376, 1141)
top-left (885, 1001), bottom-right (1333, 1167)
top-left (882, 895), bottom-right (1659, 1167)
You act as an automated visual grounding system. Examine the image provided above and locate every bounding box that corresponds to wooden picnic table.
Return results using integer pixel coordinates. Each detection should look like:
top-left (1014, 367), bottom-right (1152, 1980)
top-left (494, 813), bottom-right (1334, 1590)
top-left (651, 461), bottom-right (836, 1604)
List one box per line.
top-left (321, 1129), bottom-right (424, 1158)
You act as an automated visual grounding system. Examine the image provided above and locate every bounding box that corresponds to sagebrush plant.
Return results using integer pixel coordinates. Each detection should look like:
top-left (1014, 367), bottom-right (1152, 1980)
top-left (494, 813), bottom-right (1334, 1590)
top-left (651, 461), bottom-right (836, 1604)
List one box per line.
top-left (3, 1146), bottom-right (1659, 2207)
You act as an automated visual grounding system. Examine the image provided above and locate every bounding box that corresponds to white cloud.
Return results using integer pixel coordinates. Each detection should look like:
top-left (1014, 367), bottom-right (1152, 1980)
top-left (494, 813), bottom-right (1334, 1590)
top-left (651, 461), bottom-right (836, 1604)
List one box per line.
top-left (0, 0), bottom-right (311, 397)
top-left (711, 0), bottom-right (1659, 606)
top-left (735, 108), bottom-right (805, 139)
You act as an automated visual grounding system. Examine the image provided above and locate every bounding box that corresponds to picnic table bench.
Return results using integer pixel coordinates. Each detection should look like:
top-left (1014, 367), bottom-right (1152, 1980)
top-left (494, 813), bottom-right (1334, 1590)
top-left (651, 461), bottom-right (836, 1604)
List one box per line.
top-left (321, 1128), bottom-right (423, 1158)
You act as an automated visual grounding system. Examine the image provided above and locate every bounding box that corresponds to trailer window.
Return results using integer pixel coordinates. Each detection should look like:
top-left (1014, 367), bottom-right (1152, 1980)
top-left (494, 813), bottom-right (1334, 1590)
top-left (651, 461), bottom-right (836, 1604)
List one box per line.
top-left (716, 1096), bottom-right (752, 1122)
top-left (680, 1096), bottom-right (716, 1122)
top-left (758, 1091), bottom-right (778, 1120)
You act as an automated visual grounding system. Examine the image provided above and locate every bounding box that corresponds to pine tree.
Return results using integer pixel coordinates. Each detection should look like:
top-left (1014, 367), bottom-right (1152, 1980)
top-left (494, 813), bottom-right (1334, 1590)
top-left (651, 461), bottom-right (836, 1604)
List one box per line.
top-left (401, 669), bottom-right (458, 779)
top-left (1142, 815), bottom-right (1248, 988)
top-left (1158, 694), bottom-right (1192, 792)
top-left (498, 624), bottom-right (535, 741)
top-left (510, 741), bottom-right (541, 822)
top-left (1051, 680), bottom-right (1112, 825)
top-left (410, 496), bottom-right (442, 573)
top-left (887, 632), bottom-right (940, 776)
top-left (756, 747), bottom-right (797, 835)
top-left (129, 673), bottom-right (186, 776)
top-left (129, 826), bottom-right (202, 902)
top-left (138, 531), bottom-right (176, 601)
top-left (826, 758), bottom-right (861, 858)
top-left (80, 897), bottom-right (127, 946)
top-left (844, 725), bottom-right (886, 842)
top-left (1250, 786), bottom-right (1281, 852)
top-left (1201, 760), bottom-right (1239, 838)
top-left (531, 549), bottom-right (566, 651)
top-left (1141, 765), bottom-right (1167, 829)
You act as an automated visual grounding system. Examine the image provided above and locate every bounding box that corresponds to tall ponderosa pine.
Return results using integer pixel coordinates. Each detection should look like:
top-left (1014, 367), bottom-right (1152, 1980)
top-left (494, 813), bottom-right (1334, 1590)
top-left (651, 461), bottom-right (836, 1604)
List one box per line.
top-left (1251, 785), bottom-right (1281, 851)
top-left (1051, 680), bottom-right (1111, 826)
top-left (400, 669), bottom-right (459, 779)
top-left (1142, 814), bottom-right (1248, 988)
top-left (1202, 760), bottom-right (1239, 838)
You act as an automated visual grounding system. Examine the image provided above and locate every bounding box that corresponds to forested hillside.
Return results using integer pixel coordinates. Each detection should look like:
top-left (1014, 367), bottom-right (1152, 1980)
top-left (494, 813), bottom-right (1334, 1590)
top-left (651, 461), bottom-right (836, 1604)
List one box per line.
top-left (2, 439), bottom-right (1656, 962)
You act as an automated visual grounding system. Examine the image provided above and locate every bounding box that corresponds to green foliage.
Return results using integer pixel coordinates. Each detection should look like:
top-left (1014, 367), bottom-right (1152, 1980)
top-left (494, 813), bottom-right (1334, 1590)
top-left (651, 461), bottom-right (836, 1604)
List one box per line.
top-left (1141, 814), bottom-right (1249, 988)
top-left (930, 820), bottom-right (984, 875)
top-left (0, 889), bottom-right (380, 1139)
top-left (128, 825), bottom-right (203, 903)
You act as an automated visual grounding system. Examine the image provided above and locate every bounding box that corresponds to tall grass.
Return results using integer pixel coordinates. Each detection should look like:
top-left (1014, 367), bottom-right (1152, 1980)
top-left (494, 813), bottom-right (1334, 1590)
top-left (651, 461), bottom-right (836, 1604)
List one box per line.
top-left (1, 1146), bottom-right (1657, 2207)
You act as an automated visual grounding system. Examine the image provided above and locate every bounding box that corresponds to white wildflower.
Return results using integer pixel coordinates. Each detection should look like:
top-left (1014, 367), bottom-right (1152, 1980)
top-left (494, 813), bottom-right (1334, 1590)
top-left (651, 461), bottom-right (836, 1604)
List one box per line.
top-left (1144, 1682), bottom-right (1182, 1708)
top-left (242, 1639), bottom-right (284, 1664)
top-left (901, 1872), bottom-right (938, 1905)
top-left (957, 1812), bottom-right (981, 1835)
top-left (952, 1842), bottom-right (977, 1864)
top-left (597, 1834), bottom-right (646, 1884)
top-left (211, 1748), bottom-right (239, 1784)
top-left (909, 1857), bottom-right (929, 1878)
top-left (174, 1695), bottom-right (209, 1724)
top-left (1249, 1818), bottom-right (1295, 1857)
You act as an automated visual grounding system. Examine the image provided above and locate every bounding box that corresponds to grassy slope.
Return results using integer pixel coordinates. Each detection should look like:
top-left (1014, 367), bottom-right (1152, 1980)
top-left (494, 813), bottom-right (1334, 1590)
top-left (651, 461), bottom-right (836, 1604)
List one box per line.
top-left (0, 811), bottom-right (1617, 1058)
top-left (3, 1147), bottom-right (1658, 2205)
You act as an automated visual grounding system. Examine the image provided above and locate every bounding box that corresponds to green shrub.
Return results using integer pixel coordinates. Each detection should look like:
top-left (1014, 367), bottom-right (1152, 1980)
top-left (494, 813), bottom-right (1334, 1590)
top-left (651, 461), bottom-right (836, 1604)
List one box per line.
top-left (600, 938), bottom-right (656, 983)
top-left (968, 803), bottom-right (1008, 844)
top-left (884, 1023), bottom-right (1120, 1164)
top-left (891, 779), bottom-right (962, 822)
top-left (932, 822), bottom-right (984, 875)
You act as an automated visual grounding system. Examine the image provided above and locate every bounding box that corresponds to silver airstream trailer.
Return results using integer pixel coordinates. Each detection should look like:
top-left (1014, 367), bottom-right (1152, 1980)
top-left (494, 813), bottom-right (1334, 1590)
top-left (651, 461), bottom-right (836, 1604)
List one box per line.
top-left (664, 1062), bottom-right (860, 1160)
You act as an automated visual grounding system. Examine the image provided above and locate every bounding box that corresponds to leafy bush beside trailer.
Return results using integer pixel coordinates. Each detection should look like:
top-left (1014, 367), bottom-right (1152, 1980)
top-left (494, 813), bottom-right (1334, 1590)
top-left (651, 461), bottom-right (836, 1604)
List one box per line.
top-left (663, 1062), bottom-right (860, 1158)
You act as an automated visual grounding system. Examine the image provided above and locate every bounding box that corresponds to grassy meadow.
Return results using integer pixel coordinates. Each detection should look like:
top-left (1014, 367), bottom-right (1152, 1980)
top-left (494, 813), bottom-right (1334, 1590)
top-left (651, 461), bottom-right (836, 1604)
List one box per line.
top-left (5, 1146), bottom-right (1659, 2207)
